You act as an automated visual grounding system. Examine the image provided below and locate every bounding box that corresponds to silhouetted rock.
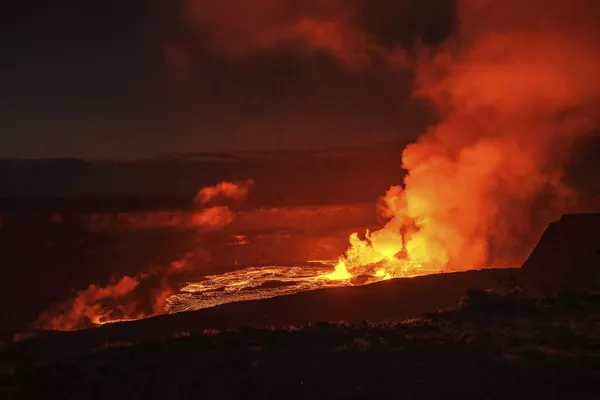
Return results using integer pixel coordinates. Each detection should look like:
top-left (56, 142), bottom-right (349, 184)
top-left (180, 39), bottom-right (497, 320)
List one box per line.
top-left (522, 214), bottom-right (600, 294)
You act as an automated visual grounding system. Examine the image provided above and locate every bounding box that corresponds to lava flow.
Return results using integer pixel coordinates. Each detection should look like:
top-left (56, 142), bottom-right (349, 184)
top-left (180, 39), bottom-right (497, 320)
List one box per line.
top-left (167, 263), bottom-right (339, 313)
top-left (165, 258), bottom-right (442, 315)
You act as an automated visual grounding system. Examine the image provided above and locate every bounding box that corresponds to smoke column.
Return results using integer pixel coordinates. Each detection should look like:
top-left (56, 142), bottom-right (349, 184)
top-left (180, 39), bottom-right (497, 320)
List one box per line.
top-left (339, 0), bottom-right (600, 276)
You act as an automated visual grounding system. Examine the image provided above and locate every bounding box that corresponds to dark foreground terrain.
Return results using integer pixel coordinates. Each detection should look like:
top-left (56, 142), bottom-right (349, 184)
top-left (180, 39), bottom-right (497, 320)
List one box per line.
top-left (2, 289), bottom-right (600, 399)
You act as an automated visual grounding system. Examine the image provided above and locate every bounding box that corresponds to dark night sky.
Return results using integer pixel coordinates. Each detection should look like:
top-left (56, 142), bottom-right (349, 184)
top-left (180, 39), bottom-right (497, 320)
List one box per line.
top-left (2, 0), bottom-right (455, 159)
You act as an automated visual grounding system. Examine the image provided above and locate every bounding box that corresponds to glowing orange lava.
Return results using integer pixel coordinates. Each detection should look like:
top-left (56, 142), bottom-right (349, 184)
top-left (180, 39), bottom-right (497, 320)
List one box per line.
top-left (35, 0), bottom-right (600, 331)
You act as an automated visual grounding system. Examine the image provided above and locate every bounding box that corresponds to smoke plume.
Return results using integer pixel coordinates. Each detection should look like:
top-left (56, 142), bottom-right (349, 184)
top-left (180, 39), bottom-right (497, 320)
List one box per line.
top-left (36, 180), bottom-right (252, 331)
top-left (340, 0), bottom-right (600, 276)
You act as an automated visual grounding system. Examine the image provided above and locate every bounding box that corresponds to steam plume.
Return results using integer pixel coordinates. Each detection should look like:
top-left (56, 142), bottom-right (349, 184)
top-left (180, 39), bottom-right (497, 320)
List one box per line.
top-left (338, 0), bottom-right (600, 276)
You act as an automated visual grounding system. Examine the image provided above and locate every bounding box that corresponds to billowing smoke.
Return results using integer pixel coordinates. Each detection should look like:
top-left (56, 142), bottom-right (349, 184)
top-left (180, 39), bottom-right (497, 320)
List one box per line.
top-left (36, 276), bottom-right (141, 330)
top-left (338, 0), bottom-right (600, 276)
top-left (36, 180), bottom-right (253, 331)
top-left (191, 179), bottom-right (254, 228)
top-left (194, 179), bottom-right (253, 207)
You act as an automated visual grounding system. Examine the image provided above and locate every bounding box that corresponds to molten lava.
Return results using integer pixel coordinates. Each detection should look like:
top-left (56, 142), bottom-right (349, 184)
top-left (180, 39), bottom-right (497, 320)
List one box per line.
top-left (324, 227), bottom-right (443, 282)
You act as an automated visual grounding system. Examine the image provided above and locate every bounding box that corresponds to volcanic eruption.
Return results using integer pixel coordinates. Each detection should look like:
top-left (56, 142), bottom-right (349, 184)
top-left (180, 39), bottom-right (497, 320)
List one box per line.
top-left (165, 0), bottom-right (600, 314)
top-left (326, 0), bottom-right (600, 282)
top-left (33, 0), bottom-right (600, 331)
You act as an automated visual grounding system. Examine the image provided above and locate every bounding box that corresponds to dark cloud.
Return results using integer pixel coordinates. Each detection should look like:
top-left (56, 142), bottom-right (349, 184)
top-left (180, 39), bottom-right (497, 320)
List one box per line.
top-left (1, 0), bottom-right (455, 159)
top-left (178, 0), bottom-right (396, 69)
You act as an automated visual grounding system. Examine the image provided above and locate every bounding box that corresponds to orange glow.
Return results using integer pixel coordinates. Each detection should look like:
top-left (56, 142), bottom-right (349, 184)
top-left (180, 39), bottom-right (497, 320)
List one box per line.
top-left (35, 0), bottom-right (600, 330)
top-left (194, 179), bottom-right (253, 206)
top-left (36, 181), bottom-right (252, 331)
top-left (37, 276), bottom-right (142, 331)
top-left (324, 260), bottom-right (352, 281)
top-left (321, 214), bottom-right (447, 283)
top-left (321, 0), bottom-right (600, 283)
